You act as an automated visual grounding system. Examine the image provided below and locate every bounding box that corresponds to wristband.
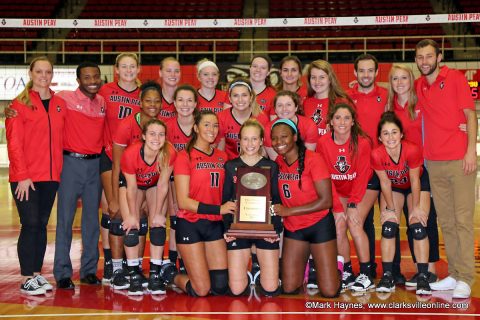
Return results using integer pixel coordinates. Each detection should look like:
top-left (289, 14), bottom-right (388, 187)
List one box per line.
top-left (198, 202), bottom-right (220, 215)
top-left (385, 207), bottom-right (396, 213)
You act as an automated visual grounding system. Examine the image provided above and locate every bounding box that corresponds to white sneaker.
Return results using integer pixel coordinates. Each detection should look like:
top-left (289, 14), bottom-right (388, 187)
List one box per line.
top-left (34, 275), bottom-right (53, 291)
top-left (452, 281), bottom-right (471, 299)
top-left (430, 276), bottom-right (457, 291)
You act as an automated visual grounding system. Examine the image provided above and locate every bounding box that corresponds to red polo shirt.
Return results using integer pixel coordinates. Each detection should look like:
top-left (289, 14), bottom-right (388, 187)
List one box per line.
top-left (348, 84), bottom-right (388, 145)
top-left (57, 89), bottom-right (106, 155)
top-left (415, 66), bottom-right (475, 161)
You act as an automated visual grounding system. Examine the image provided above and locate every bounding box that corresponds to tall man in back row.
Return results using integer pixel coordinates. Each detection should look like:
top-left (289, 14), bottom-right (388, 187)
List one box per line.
top-left (414, 39), bottom-right (477, 299)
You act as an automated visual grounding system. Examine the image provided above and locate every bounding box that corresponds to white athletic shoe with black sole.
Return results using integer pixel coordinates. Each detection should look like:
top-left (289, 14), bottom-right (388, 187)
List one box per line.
top-left (351, 273), bottom-right (375, 292)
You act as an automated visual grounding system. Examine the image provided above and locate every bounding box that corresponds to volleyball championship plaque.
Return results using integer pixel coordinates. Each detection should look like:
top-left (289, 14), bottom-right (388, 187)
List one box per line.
top-left (226, 167), bottom-right (277, 239)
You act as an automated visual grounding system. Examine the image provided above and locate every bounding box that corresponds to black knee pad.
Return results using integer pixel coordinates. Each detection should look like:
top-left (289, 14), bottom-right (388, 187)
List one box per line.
top-left (185, 281), bottom-right (199, 297)
top-left (109, 219), bottom-right (124, 236)
top-left (229, 284), bottom-right (250, 297)
top-left (101, 214), bottom-right (111, 229)
top-left (410, 222), bottom-right (427, 240)
top-left (258, 280), bottom-right (281, 297)
top-left (209, 269), bottom-right (229, 296)
top-left (149, 227), bottom-right (166, 246)
top-left (381, 221), bottom-right (399, 239)
top-left (139, 216), bottom-right (148, 236)
top-left (124, 229), bottom-right (139, 247)
top-left (170, 216), bottom-right (177, 231)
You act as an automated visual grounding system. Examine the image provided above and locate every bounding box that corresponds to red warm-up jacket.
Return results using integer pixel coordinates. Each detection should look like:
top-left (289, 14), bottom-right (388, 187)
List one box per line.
top-left (6, 89), bottom-right (66, 182)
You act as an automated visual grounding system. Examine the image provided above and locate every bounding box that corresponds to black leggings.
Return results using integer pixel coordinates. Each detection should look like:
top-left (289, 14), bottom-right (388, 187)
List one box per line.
top-left (11, 181), bottom-right (59, 276)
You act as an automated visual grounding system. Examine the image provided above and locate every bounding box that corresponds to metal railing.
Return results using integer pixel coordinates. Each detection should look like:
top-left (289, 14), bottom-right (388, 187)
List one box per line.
top-left (1, 34), bottom-right (479, 64)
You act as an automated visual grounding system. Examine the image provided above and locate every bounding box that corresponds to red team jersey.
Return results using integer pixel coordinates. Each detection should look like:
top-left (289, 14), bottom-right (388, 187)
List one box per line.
top-left (276, 150), bottom-right (330, 232)
top-left (316, 134), bottom-right (372, 204)
top-left (303, 97), bottom-right (330, 136)
top-left (121, 141), bottom-right (176, 188)
top-left (197, 89), bottom-right (228, 114)
top-left (255, 86), bottom-right (276, 116)
top-left (371, 140), bottom-right (423, 190)
top-left (348, 84), bottom-right (387, 145)
top-left (98, 82), bottom-right (141, 160)
top-left (113, 112), bottom-right (143, 147)
top-left (217, 108), bottom-right (270, 160)
top-left (174, 148), bottom-right (228, 222)
top-left (158, 97), bottom-right (177, 122)
top-left (415, 66), bottom-right (475, 161)
top-left (264, 115), bottom-right (319, 147)
top-left (392, 98), bottom-right (424, 152)
top-left (165, 117), bottom-right (193, 152)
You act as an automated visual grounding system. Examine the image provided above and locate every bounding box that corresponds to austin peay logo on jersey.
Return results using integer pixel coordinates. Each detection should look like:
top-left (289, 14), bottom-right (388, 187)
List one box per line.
top-left (334, 155), bottom-right (350, 174)
top-left (311, 104), bottom-right (323, 125)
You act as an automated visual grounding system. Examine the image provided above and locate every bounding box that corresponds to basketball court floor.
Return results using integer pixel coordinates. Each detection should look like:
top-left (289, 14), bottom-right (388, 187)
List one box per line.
top-left (0, 168), bottom-right (479, 319)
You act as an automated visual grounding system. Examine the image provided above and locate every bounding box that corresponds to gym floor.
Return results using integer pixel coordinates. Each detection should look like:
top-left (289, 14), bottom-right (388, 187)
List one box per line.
top-left (0, 169), bottom-right (479, 319)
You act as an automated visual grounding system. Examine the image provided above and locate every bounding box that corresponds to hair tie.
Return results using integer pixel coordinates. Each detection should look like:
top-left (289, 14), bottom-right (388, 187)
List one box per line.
top-left (272, 118), bottom-right (298, 134)
top-left (228, 81), bottom-right (252, 94)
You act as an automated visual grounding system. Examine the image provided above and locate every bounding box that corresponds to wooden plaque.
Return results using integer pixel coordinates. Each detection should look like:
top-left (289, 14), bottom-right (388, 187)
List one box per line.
top-left (226, 166), bottom-right (277, 239)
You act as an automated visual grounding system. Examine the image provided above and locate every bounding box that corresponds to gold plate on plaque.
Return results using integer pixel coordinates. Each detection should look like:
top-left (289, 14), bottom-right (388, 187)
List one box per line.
top-left (239, 195), bottom-right (267, 222)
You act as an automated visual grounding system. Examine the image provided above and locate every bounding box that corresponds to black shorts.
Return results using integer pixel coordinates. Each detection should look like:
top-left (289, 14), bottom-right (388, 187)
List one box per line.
top-left (100, 148), bottom-right (112, 174)
top-left (284, 211), bottom-right (336, 244)
top-left (367, 171), bottom-right (381, 191)
top-left (227, 238), bottom-right (279, 251)
top-left (119, 173), bottom-right (155, 190)
top-left (176, 217), bottom-right (224, 244)
top-left (391, 166), bottom-right (431, 196)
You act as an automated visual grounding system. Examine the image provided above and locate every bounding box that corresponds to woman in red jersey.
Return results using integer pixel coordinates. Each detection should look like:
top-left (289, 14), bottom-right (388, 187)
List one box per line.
top-left (372, 112), bottom-right (432, 296)
top-left (165, 85), bottom-right (199, 273)
top-left (119, 119), bottom-right (175, 296)
top-left (98, 52), bottom-right (142, 282)
top-left (264, 90), bottom-right (319, 160)
top-left (222, 119), bottom-right (283, 297)
top-left (316, 103), bottom-right (378, 293)
top-left (196, 59), bottom-right (229, 114)
top-left (385, 64), bottom-right (440, 288)
top-left (249, 54), bottom-right (277, 118)
top-left (304, 59), bottom-right (354, 136)
top-left (217, 78), bottom-right (269, 160)
top-left (270, 119), bottom-right (341, 298)
top-left (160, 111), bottom-right (236, 297)
top-left (6, 56), bottom-right (66, 295)
top-left (109, 81), bottom-right (162, 290)
top-left (275, 55), bottom-right (307, 103)
top-left (158, 56), bottom-right (181, 121)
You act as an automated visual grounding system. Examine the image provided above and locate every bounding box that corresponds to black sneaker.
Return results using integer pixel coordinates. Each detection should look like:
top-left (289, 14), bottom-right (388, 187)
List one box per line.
top-left (393, 272), bottom-right (406, 286)
top-left (147, 273), bottom-right (166, 295)
top-left (128, 273), bottom-right (144, 296)
top-left (102, 259), bottom-right (113, 284)
top-left (110, 269), bottom-right (129, 290)
top-left (159, 261), bottom-right (177, 285)
top-left (406, 272), bottom-right (438, 287)
top-left (351, 273), bottom-right (375, 292)
top-left (20, 278), bottom-right (46, 296)
top-left (306, 264), bottom-right (317, 289)
top-left (251, 262), bottom-right (260, 285)
top-left (415, 273), bottom-right (432, 295)
top-left (376, 271), bottom-right (395, 293)
top-left (138, 272), bottom-right (148, 288)
top-left (341, 270), bottom-right (356, 292)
